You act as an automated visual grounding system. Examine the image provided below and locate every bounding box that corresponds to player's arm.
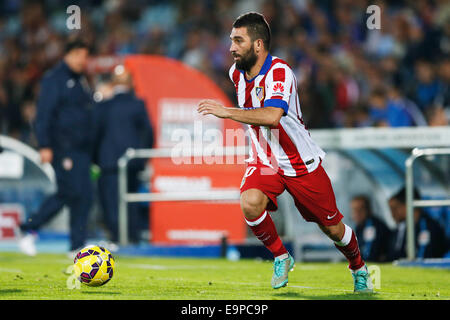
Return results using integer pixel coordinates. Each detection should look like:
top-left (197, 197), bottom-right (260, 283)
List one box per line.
top-left (197, 99), bottom-right (284, 127)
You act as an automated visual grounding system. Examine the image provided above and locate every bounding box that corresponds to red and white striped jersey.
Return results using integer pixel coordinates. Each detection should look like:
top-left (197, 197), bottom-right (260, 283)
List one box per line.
top-left (229, 54), bottom-right (326, 176)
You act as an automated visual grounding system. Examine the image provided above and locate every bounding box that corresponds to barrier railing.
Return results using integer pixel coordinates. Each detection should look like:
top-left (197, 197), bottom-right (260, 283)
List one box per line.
top-left (117, 146), bottom-right (248, 245)
top-left (117, 127), bottom-right (450, 246)
top-left (405, 147), bottom-right (450, 260)
top-left (0, 134), bottom-right (55, 183)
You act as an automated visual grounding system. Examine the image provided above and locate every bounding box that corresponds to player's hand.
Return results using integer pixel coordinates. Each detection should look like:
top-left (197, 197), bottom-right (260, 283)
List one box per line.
top-left (197, 99), bottom-right (231, 119)
top-left (39, 148), bottom-right (53, 163)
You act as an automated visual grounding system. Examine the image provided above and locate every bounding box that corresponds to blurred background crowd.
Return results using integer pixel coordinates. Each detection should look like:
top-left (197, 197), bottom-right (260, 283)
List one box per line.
top-left (0, 0), bottom-right (449, 149)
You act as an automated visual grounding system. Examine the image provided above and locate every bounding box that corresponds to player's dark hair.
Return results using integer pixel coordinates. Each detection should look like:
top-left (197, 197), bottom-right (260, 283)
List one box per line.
top-left (390, 187), bottom-right (421, 204)
top-left (64, 36), bottom-right (91, 54)
top-left (233, 12), bottom-right (271, 51)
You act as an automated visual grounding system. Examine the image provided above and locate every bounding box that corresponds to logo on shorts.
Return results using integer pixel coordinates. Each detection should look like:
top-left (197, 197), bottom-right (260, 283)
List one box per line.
top-left (326, 211), bottom-right (338, 220)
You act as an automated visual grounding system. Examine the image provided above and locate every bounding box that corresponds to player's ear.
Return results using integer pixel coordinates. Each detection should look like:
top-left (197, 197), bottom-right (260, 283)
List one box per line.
top-left (255, 39), bottom-right (263, 53)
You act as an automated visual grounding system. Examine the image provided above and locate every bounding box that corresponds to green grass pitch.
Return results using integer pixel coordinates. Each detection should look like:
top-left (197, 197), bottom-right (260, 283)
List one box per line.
top-left (0, 252), bottom-right (448, 300)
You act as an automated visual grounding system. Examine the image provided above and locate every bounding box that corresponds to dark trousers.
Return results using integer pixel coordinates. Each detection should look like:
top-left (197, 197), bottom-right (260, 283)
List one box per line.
top-left (20, 151), bottom-right (93, 250)
top-left (98, 166), bottom-right (143, 243)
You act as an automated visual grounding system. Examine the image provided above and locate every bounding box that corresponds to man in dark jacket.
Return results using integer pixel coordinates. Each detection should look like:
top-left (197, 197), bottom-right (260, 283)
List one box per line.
top-left (351, 195), bottom-right (392, 262)
top-left (388, 187), bottom-right (448, 261)
top-left (18, 38), bottom-right (94, 256)
top-left (93, 65), bottom-right (153, 245)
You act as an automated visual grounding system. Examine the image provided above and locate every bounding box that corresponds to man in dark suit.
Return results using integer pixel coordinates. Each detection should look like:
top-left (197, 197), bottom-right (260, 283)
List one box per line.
top-left (351, 195), bottom-right (392, 262)
top-left (18, 38), bottom-right (94, 256)
top-left (93, 65), bottom-right (153, 245)
top-left (388, 187), bottom-right (448, 260)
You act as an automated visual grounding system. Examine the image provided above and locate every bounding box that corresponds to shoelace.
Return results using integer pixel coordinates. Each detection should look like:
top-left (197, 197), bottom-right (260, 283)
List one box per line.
top-left (354, 271), bottom-right (369, 290)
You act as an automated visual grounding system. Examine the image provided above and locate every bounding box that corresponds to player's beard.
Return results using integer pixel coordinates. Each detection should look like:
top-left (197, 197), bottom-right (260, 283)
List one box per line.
top-left (234, 44), bottom-right (258, 72)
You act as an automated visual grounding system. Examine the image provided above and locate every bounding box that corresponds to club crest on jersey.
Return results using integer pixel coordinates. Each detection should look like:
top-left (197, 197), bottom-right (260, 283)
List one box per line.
top-left (272, 82), bottom-right (284, 96)
top-left (255, 86), bottom-right (264, 101)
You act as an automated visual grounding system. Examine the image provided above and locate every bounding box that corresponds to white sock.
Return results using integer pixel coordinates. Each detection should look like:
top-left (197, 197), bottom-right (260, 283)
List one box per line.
top-left (334, 224), bottom-right (353, 247)
top-left (275, 253), bottom-right (289, 260)
top-left (244, 211), bottom-right (267, 226)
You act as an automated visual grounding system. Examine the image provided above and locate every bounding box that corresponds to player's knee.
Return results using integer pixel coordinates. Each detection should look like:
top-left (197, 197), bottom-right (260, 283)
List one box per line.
top-left (241, 202), bottom-right (264, 220)
top-left (240, 189), bottom-right (268, 220)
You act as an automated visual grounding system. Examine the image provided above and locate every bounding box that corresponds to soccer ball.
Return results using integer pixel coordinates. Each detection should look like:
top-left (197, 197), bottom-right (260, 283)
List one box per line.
top-left (73, 245), bottom-right (115, 287)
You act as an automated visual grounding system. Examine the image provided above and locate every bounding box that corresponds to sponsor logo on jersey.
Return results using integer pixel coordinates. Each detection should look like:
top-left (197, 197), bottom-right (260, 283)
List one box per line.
top-left (272, 82), bottom-right (284, 96)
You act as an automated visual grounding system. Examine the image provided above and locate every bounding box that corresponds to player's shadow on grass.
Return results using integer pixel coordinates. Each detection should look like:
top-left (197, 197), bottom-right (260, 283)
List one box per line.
top-left (0, 289), bottom-right (25, 295)
top-left (81, 291), bottom-right (121, 295)
top-left (273, 291), bottom-right (380, 300)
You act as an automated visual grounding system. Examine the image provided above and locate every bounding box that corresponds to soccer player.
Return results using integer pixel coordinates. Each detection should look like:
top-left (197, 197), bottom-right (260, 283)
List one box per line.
top-left (197, 12), bottom-right (372, 292)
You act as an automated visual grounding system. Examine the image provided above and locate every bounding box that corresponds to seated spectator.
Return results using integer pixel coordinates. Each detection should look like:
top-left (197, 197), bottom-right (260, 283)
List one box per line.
top-left (425, 105), bottom-right (449, 126)
top-left (387, 187), bottom-right (448, 261)
top-left (387, 86), bottom-right (427, 126)
top-left (411, 59), bottom-right (441, 111)
top-left (343, 104), bottom-right (372, 128)
top-left (368, 87), bottom-right (414, 127)
top-left (435, 58), bottom-right (450, 108)
top-left (351, 195), bottom-right (392, 262)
